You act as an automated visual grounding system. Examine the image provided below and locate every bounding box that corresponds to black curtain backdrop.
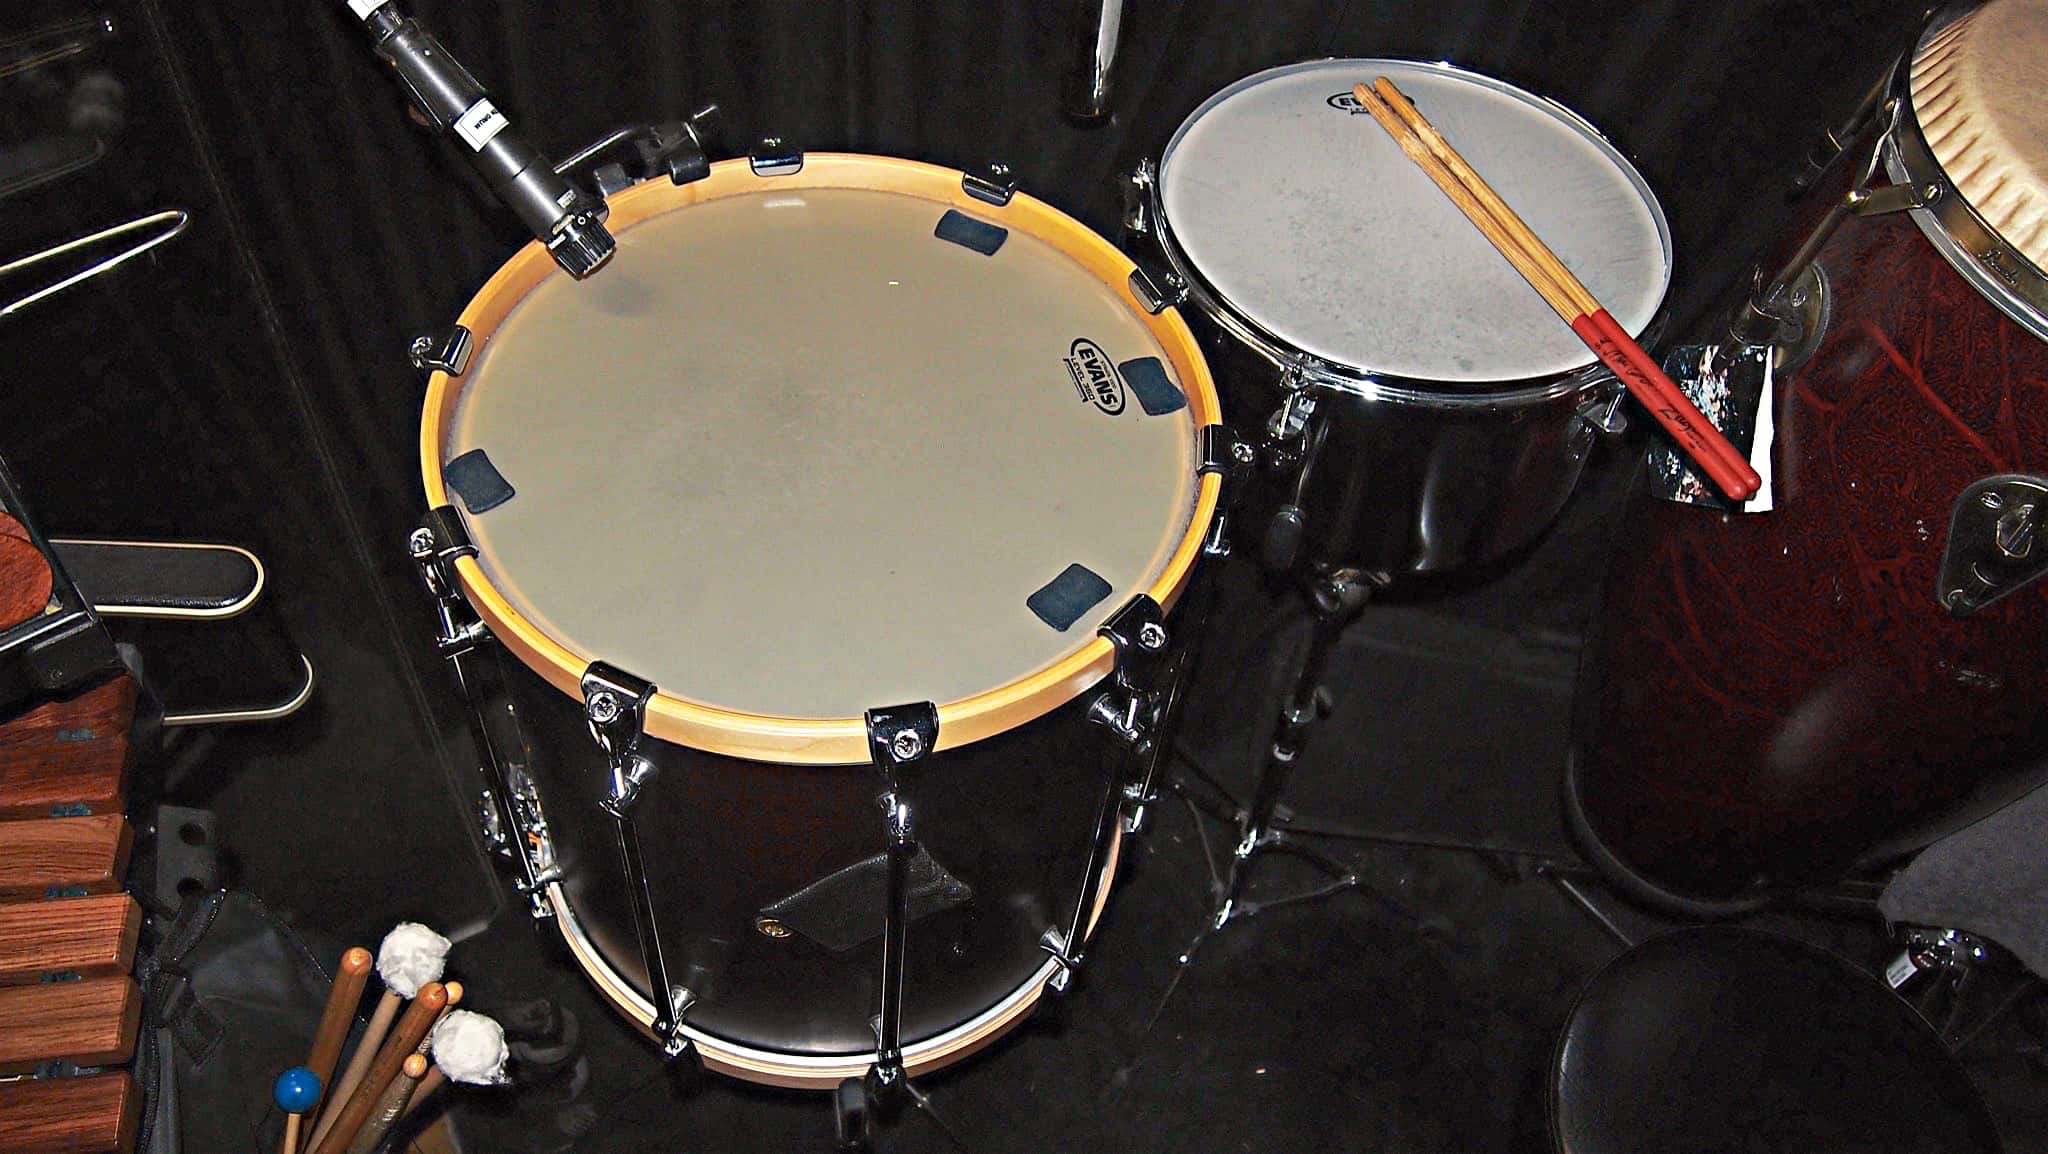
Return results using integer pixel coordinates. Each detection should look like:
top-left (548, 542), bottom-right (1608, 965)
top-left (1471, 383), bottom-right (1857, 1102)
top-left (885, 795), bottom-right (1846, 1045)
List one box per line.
top-left (0, 0), bottom-right (1920, 940)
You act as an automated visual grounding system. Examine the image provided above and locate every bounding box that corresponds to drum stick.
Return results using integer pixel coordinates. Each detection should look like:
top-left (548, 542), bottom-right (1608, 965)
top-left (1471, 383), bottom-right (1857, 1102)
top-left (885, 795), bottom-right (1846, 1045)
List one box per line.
top-left (1354, 80), bottom-right (1761, 501)
top-left (400, 1066), bottom-right (446, 1120)
top-left (344, 1053), bottom-right (429, 1154)
top-left (305, 949), bottom-right (373, 1119)
top-left (310, 924), bottom-right (448, 1148)
top-left (307, 981), bottom-right (449, 1154)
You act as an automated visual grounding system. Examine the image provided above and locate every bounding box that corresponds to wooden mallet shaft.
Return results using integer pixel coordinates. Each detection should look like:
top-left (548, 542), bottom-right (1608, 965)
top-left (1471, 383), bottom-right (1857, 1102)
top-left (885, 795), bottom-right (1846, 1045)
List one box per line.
top-left (305, 948), bottom-right (372, 1114)
top-left (307, 989), bottom-right (401, 1148)
top-left (400, 1067), bottom-right (446, 1120)
top-left (345, 1053), bottom-right (429, 1154)
top-left (307, 981), bottom-right (448, 1154)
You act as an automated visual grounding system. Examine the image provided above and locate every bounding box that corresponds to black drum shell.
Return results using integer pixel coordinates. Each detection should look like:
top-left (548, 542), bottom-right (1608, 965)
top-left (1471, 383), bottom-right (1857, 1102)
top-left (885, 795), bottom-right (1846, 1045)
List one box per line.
top-left (1190, 321), bottom-right (1610, 577)
top-left (473, 641), bottom-right (1125, 1060)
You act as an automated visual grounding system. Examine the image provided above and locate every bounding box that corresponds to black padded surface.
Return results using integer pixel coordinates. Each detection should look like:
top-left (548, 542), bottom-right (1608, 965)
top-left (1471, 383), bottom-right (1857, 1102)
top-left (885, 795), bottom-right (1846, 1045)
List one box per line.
top-left (54, 539), bottom-right (259, 613)
top-left (1882, 782), bottom-right (2048, 981)
top-left (933, 209), bottom-right (1008, 256)
top-left (1551, 927), bottom-right (2003, 1154)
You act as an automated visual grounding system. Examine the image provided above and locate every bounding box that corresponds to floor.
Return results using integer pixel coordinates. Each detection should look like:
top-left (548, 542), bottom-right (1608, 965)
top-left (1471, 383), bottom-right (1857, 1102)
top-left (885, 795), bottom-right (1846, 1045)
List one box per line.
top-left (202, 453), bottom-right (2048, 1153)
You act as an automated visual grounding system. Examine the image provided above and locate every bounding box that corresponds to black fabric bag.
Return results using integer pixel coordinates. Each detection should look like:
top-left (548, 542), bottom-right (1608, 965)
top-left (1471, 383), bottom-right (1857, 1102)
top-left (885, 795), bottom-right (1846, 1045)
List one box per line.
top-left (136, 889), bottom-right (355, 1154)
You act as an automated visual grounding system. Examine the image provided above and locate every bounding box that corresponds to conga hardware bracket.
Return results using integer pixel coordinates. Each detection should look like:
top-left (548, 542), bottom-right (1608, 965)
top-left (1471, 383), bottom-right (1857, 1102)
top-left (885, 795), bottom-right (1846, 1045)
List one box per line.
top-left (579, 662), bottom-right (695, 1058)
top-left (1937, 474), bottom-right (2048, 616)
top-left (1734, 95), bottom-right (1941, 352)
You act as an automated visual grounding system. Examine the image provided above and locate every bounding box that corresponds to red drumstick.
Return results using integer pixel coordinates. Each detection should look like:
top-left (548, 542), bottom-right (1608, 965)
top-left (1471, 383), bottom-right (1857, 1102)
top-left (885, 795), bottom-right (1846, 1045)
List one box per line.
top-left (1355, 80), bottom-right (1761, 501)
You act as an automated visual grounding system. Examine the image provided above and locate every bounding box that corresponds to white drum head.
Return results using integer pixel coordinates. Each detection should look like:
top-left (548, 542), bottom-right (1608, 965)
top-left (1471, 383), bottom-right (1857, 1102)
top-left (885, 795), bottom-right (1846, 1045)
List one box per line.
top-left (441, 175), bottom-right (1204, 726)
top-left (1158, 59), bottom-right (1672, 385)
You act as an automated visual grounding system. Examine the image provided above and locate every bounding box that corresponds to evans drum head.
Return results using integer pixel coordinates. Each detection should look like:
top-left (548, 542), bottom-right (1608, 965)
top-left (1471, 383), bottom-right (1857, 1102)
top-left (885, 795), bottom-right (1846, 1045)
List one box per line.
top-left (1157, 58), bottom-right (1672, 387)
top-left (416, 154), bottom-right (1223, 1085)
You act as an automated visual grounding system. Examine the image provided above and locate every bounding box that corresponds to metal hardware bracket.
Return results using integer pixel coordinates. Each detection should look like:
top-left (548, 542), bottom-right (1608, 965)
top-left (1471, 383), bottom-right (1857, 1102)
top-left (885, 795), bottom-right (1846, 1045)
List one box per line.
top-left (409, 325), bottom-right (472, 376)
top-left (962, 163), bottom-right (1016, 207)
top-left (862, 701), bottom-right (939, 1090)
top-left (749, 137), bottom-right (803, 177)
top-left (1938, 474), bottom-right (2048, 616)
top-left (555, 110), bottom-right (719, 191)
top-left (1127, 262), bottom-right (1186, 315)
top-left (579, 661), bottom-right (693, 1057)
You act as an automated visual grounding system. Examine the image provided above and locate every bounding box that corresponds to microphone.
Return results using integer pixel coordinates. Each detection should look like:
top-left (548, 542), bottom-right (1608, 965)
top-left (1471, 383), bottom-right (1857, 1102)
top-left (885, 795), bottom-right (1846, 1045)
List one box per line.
top-left (343, 0), bottom-right (614, 278)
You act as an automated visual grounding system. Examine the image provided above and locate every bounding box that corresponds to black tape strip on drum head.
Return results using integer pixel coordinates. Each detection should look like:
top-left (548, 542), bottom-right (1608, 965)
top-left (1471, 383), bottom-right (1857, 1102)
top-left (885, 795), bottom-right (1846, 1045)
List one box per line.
top-left (445, 448), bottom-right (516, 514)
top-left (934, 209), bottom-right (1008, 256)
top-left (1118, 356), bottom-right (1186, 416)
top-left (1027, 563), bottom-right (1112, 632)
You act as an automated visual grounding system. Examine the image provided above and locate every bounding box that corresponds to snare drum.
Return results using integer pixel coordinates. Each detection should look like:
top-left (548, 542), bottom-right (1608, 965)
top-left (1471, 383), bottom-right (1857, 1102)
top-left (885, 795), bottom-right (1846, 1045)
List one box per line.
top-left (410, 154), bottom-right (1222, 1086)
top-left (1131, 59), bottom-right (1672, 576)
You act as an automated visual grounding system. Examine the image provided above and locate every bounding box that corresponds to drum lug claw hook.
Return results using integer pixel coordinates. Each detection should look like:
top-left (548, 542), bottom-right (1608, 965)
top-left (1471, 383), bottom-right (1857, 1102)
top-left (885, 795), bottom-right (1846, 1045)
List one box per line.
top-left (1039, 926), bottom-right (1082, 993)
top-left (408, 325), bottom-right (472, 376)
top-left (962, 162), bottom-right (1017, 207)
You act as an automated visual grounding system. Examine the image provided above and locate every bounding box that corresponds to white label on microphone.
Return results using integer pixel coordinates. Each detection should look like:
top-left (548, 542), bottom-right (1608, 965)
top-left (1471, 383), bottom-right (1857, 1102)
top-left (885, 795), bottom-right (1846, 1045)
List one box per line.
top-left (347, 0), bottom-right (390, 19)
top-left (454, 100), bottom-right (508, 152)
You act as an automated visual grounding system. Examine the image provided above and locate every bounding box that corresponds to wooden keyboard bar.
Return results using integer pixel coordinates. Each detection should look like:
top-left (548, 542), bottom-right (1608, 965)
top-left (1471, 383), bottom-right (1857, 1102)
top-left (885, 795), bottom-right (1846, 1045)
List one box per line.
top-left (0, 512), bottom-right (53, 632)
top-left (0, 815), bottom-right (133, 901)
top-left (0, 976), bottom-right (141, 1073)
top-left (0, 1070), bottom-right (139, 1153)
top-left (0, 894), bottom-right (141, 985)
top-left (0, 676), bottom-right (137, 819)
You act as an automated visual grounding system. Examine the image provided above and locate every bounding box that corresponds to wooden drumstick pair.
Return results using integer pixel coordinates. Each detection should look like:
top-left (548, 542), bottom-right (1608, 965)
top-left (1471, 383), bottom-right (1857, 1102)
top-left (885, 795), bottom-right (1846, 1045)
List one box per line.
top-left (1350, 77), bottom-right (1762, 502)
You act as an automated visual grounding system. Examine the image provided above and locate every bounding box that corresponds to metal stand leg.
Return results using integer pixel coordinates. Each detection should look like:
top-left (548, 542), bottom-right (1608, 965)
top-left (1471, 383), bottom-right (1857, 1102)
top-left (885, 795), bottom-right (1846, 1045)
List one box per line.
top-left (1179, 573), bottom-right (1377, 963)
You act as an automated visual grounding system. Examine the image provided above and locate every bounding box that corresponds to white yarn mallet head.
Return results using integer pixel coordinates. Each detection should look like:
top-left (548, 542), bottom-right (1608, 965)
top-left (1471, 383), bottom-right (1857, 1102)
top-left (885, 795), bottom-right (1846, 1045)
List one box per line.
top-left (430, 1010), bottom-right (509, 1085)
top-left (376, 922), bottom-right (451, 998)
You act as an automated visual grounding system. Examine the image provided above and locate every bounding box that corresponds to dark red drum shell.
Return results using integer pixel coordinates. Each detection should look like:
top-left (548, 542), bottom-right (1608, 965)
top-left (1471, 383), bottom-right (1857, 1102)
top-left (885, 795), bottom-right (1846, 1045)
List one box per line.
top-left (1574, 200), bottom-right (2048, 903)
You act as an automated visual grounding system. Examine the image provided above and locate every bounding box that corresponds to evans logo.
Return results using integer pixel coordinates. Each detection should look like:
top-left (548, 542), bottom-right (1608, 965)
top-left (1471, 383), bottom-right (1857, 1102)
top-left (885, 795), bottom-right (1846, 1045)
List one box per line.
top-left (1327, 91), bottom-right (1368, 114)
top-left (1064, 339), bottom-right (1126, 415)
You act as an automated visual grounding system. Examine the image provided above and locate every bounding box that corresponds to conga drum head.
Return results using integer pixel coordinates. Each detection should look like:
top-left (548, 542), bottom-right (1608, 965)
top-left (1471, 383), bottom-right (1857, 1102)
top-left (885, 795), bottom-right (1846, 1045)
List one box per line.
top-left (1157, 58), bottom-right (1671, 387)
top-left (420, 155), bottom-right (1221, 1084)
top-left (426, 155), bottom-right (1221, 764)
top-left (1908, 0), bottom-right (2048, 336)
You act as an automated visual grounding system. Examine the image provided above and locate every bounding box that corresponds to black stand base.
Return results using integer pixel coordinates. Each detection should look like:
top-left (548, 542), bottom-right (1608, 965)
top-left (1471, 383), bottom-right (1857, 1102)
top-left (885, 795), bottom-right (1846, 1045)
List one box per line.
top-left (832, 1069), bottom-right (971, 1153)
top-left (1176, 573), bottom-right (1399, 963)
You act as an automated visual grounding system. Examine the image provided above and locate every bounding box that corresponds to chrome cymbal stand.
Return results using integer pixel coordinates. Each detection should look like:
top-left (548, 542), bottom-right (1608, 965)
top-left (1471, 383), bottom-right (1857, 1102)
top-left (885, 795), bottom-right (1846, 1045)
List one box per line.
top-left (1180, 569), bottom-right (1382, 962)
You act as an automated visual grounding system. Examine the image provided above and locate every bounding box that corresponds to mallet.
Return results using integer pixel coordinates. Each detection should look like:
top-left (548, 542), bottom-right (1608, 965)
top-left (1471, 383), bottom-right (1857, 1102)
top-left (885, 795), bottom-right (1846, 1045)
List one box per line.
top-left (307, 924), bottom-right (447, 1148)
top-left (307, 980), bottom-right (449, 1154)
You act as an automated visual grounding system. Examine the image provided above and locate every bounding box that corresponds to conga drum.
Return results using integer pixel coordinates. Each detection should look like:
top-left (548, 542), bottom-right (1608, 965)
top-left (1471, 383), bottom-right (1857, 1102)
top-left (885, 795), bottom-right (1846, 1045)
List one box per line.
top-left (406, 153), bottom-right (1224, 1086)
top-left (1571, 0), bottom-right (2048, 909)
top-left (1129, 58), bottom-right (1673, 578)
